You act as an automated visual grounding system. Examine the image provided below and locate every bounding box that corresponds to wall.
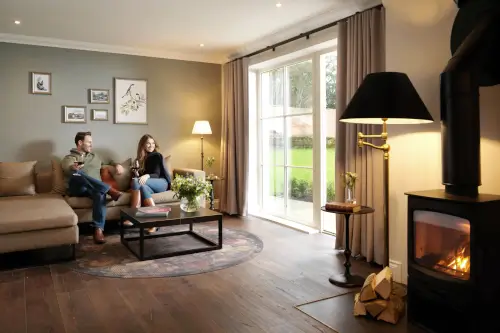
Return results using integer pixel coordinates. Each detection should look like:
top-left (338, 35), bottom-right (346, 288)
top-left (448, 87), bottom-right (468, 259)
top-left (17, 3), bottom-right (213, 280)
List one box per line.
top-left (0, 42), bottom-right (222, 175)
top-left (385, 7), bottom-right (500, 283)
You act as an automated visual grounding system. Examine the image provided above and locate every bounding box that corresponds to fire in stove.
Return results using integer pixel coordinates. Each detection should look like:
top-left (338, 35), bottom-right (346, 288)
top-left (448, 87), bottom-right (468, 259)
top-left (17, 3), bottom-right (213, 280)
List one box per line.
top-left (434, 240), bottom-right (470, 279)
top-left (413, 210), bottom-right (471, 281)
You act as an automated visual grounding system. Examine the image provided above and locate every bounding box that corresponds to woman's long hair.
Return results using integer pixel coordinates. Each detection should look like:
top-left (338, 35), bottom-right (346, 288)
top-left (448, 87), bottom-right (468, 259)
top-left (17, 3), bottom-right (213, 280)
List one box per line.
top-left (136, 134), bottom-right (160, 172)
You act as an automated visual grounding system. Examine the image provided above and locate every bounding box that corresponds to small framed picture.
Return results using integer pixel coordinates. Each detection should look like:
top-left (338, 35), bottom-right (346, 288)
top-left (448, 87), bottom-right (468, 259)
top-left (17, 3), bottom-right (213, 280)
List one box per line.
top-left (62, 106), bottom-right (86, 123)
top-left (91, 109), bottom-right (108, 121)
top-left (31, 72), bottom-right (52, 95)
top-left (89, 89), bottom-right (110, 104)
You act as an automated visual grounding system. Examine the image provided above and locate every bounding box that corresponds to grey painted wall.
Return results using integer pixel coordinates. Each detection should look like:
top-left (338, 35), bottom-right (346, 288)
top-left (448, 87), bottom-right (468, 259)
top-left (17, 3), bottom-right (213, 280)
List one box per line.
top-left (0, 42), bottom-right (222, 174)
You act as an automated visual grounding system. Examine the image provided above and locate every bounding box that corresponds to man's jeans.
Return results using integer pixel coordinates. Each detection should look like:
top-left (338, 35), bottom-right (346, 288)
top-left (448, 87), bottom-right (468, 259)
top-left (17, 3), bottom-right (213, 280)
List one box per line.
top-left (131, 177), bottom-right (168, 200)
top-left (67, 171), bottom-right (110, 230)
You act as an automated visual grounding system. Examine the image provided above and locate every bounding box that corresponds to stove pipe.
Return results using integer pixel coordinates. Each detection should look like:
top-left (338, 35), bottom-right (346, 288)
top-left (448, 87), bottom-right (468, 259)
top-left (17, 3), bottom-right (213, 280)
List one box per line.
top-left (440, 71), bottom-right (481, 197)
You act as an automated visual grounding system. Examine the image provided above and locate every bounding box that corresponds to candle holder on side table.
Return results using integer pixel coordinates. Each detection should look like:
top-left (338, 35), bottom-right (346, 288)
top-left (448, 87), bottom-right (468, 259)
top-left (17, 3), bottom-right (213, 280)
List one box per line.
top-left (321, 205), bottom-right (375, 288)
top-left (206, 175), bottom-right (224, 210)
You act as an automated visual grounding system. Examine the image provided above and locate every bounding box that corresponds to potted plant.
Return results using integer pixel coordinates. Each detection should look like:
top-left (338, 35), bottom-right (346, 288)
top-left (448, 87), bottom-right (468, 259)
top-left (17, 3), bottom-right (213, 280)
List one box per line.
top-left (171, 175), bottom-right (212, 212)
top-left (205, 156), bottom-right (216, 178)
top-left (342, 172), bottom-right (358, 204)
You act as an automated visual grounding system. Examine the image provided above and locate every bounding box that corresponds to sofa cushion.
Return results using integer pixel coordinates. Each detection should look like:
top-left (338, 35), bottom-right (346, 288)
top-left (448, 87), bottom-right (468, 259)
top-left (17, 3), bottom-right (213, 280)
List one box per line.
top-left (0, 194), bottom-right (77, 234)
top-left (0, 161), bottom-right (37, 197)
top-left (64, 190), bottom-right (178, 209)
top-left (50, 159), bottom-right (67, 195)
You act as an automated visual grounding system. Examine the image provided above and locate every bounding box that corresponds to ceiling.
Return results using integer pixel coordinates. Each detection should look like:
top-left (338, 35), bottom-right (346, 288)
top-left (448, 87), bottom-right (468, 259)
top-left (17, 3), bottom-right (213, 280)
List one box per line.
top-left (0, 0), bottom-right (381, 64)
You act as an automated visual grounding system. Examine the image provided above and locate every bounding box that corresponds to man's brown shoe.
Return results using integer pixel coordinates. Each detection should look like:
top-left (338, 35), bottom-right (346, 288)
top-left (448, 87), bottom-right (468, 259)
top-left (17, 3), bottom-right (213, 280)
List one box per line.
top-left (94, 228), bottom-right (106, 244)
top-left (107, 187), bottom-right (122, 201)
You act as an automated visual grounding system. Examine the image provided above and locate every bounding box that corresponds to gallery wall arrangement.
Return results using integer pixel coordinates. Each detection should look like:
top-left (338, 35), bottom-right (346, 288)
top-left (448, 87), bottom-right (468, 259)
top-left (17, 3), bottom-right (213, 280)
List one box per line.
top-left (31, 72), bottom-right (148, 125)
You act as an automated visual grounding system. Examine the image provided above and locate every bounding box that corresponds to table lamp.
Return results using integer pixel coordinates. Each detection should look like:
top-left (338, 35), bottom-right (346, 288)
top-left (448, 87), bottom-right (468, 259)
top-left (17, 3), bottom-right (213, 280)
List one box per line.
top-left (339, 72), bottom-right (434, 267)
top-left (192, 120), bottom-right (212, 170)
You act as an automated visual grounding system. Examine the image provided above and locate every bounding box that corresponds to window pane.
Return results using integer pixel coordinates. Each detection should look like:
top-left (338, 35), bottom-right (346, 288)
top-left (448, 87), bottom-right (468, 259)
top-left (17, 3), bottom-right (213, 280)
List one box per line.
top-left (261, 68), bottom-right (284, 117)
top-left (287, 167), bottom-right (313, 226)
top-left (286, 60), bottom-right (313, 115)
top-left (262, 118), bottom-right (284, 166)
top-left (262, 166), bottom-right (285, 215)
top-left (286, 115), bottom-right (313, 167)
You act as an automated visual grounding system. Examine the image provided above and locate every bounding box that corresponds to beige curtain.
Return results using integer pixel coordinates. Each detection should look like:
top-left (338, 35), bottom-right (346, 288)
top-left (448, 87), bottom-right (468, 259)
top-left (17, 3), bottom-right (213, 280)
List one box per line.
top-left (220, 58), bottom-right (249, 215)
top-left (335, 7), bottom-right (386, 265)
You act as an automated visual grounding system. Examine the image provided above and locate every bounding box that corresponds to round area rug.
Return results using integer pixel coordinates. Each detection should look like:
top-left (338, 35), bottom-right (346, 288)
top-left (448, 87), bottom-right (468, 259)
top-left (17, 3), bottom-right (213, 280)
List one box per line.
top-left (65, 226), bottom-right (263, 278)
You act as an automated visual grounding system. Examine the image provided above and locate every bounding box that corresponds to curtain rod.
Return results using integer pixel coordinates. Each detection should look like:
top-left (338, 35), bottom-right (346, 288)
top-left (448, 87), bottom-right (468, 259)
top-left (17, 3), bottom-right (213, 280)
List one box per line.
top-left (232, 4), bottom-right (383, 62)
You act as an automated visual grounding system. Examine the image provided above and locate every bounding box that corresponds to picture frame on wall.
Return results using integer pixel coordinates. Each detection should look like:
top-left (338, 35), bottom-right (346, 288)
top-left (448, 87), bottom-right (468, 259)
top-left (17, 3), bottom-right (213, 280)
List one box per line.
top-left (89, 89), bottom-right (110, 104)
top-left (31, 72), bottom-right (52, 95)
top-left (91, 109), bottom-right (108, 121)
top-left (62, 106), bottom-right (86, 123)
top-left (114, 78), bottom-right (147, 124)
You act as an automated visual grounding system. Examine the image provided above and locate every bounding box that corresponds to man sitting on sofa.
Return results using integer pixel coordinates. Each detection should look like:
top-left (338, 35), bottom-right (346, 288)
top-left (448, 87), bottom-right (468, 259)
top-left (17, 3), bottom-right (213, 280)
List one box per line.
top-left (61, 131), bottom-right (124, 244)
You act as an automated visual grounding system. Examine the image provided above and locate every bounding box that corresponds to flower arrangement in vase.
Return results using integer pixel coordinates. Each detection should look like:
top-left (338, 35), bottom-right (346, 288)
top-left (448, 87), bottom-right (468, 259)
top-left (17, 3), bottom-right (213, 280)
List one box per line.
top-left (342, 172), bottom-right (358, 204)
top-left (171, 175), bottom-right (212, 212)
top-left (205, 156), bottom-right (216, 178)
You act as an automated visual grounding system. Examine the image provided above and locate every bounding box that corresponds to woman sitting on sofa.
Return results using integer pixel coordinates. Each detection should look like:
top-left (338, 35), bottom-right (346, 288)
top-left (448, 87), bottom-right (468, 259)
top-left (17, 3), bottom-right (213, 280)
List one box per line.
top-left (123, 134), bottom-right (171, 233)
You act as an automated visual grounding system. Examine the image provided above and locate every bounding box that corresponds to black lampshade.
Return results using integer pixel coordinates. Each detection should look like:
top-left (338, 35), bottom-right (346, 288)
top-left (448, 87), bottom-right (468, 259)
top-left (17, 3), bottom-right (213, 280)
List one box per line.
top-left (339, 72), bottom-right (434, 125)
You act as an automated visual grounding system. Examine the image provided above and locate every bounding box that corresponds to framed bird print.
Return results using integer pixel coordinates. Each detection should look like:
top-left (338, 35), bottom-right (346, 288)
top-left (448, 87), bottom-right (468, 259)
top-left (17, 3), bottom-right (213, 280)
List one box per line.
top-left (113, 78), bottom-right (147, 124)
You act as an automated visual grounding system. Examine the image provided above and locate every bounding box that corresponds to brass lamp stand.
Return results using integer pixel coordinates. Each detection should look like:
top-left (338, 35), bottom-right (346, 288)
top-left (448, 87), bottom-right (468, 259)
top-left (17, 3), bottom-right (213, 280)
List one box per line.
top-left (339, 72), bottom-right (434, 268)
top-left (357, 118), bottom-right (390, 266)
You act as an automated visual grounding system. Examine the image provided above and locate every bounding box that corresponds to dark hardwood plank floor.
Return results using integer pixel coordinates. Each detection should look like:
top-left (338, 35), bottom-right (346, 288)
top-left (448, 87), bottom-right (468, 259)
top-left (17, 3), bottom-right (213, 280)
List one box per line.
top-left (0, 216), bottom-right (380, 333)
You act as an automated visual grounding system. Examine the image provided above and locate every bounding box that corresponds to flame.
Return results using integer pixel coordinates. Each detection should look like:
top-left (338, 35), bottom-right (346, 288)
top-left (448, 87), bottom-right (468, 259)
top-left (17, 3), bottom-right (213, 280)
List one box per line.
top-left (434, 242), bottom-right (470, 278)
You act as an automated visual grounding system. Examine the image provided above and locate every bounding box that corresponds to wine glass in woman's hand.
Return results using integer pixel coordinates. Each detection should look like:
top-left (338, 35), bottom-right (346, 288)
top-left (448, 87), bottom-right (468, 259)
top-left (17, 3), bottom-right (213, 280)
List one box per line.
top-left (131, 159), bottom-right (140, 178)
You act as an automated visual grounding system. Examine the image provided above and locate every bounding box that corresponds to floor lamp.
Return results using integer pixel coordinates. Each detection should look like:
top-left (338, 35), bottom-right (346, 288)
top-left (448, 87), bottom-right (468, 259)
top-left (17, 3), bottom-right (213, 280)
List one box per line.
top-left (192, 120), bottom-right (212, 171)
top-left (338, 72), bottom-right (434, 267)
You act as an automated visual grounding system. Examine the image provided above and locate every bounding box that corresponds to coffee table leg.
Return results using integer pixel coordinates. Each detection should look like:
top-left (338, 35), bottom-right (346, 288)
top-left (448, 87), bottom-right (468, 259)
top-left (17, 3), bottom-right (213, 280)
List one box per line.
top-left (218, 216), bottom-right (223, 249)
top-left (139, 227), bottom-right (144, 260)
top-left (119, 214), bottom-right (124, 242)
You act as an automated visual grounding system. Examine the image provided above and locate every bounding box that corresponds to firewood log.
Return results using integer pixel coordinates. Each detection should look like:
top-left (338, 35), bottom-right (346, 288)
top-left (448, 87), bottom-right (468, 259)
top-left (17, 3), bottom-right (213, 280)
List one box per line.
top-left (364, 299), bottom-right (388, 318)
top-left (359, 273), bottom-right (377, 302)
top-left (377, 294), bottom-right (405, 324)
top-left (374, 266), bottom-right (393, 300)
top-left (353, 293), bottom-right (366, 316)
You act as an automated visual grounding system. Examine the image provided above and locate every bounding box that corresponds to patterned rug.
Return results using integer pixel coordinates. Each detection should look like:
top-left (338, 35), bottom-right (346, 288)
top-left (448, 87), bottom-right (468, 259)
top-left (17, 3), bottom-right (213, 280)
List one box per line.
top-left (65, 225), bottom-right (263, 278)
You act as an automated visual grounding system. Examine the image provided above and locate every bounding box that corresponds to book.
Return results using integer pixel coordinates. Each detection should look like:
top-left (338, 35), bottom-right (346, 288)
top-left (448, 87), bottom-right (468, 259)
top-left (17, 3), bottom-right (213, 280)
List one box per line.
top-left (135, 206), bottom-right (171, 217)
top-left (325, 201), bottom-right (361, 213)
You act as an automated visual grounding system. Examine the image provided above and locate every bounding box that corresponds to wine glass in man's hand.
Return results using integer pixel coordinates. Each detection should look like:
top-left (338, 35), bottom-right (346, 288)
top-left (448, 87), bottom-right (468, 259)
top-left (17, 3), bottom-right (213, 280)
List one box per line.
top-left (72, 155), bottom-right (85, 176)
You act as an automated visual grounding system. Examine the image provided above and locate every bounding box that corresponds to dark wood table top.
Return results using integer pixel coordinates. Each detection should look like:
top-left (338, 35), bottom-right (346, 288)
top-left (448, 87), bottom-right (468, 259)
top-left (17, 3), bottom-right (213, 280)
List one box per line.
top-left (121, 205), bottom-right (222, 225)
top-left (320, 206), bottom-right (375, 215)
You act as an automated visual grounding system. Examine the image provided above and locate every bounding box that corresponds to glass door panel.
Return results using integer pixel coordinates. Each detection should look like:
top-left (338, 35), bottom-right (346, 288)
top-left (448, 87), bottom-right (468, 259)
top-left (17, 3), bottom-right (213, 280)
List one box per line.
top-left (287, 167), bottom-right (314, 226)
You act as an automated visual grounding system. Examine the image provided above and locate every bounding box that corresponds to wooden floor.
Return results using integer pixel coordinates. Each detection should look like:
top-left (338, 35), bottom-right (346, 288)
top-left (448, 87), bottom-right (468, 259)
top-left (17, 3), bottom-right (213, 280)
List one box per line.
top-left (0, 216), bottom-right (379, 333)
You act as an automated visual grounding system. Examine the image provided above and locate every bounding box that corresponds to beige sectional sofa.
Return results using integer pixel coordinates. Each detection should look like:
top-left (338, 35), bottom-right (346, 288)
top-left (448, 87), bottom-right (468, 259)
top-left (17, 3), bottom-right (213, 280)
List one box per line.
top-left (0, 158), bottom-right (205, 256)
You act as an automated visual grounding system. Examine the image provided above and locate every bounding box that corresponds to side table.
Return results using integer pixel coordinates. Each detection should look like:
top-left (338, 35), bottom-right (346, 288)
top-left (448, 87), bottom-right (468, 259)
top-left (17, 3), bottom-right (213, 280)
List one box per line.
top-left (206, 175), bottom-right (224, 210)
top-left (321, 205), bottom-right (375, 288)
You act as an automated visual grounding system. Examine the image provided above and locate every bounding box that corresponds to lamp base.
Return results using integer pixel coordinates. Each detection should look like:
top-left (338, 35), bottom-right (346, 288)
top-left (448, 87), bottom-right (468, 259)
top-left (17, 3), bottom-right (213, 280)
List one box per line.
top-left (328, 273), bottom-right (365, 288)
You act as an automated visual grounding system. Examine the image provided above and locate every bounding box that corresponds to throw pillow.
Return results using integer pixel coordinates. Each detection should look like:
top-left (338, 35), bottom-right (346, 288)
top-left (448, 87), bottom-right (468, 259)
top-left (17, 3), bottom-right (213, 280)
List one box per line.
top-left (100, 167), bottom-right (118, 189)
top-left (110, 158), bottom-right (132, 191)
top-left (0, 161), bottom-right (37, 197)
top-left (164, 154), bottom-right (173, 180)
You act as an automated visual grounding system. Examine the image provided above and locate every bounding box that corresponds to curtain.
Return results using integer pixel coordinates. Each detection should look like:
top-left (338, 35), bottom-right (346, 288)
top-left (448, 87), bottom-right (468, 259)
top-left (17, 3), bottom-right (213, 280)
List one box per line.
top-left (335, 7), bottom-right (386, 265)
top-left (220, 58), bottom-right (249, 215)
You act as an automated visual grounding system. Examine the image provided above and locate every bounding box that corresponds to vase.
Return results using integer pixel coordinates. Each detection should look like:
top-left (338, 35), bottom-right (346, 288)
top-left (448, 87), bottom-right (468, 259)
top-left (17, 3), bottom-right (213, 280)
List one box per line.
top-left (346, 187), bottom-right (357, 204)
top-left (180, 196), bottom-right (200, 212)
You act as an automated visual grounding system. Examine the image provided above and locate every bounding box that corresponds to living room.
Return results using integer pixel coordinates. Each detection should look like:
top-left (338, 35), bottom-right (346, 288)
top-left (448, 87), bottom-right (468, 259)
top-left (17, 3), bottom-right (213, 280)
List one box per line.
top-left (1, 0), bottom-right (500, 332)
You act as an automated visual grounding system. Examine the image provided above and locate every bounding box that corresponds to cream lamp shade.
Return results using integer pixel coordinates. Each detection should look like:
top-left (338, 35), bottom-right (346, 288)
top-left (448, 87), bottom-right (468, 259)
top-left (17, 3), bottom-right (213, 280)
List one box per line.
top-left (192, 121), bottom-right (212, 135)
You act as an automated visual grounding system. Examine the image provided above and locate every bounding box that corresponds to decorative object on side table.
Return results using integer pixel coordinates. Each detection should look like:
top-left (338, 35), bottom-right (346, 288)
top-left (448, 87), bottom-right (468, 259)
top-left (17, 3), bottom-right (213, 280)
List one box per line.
top-left (30, 72), bottom-right (52, 95)
top-left (342, 172), bottom-right (357, 204)
top-left (339, 72), bottom-right (434, 267)
top-left (114, 78), bottom-right (147, 124)
top-left (205, 156), bottom-right (216, 177)
top-left (321, 204), bottom-right (375, 287)
top-left (171, 175), bottom-right (212, 212)
top-left (192, 120), bottom-right (212, 170)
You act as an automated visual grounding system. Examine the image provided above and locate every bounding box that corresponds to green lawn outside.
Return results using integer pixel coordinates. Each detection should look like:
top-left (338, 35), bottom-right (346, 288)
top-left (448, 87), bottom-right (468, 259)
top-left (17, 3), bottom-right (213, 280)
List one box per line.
top-left (265, 148), bottom-right (335, 201)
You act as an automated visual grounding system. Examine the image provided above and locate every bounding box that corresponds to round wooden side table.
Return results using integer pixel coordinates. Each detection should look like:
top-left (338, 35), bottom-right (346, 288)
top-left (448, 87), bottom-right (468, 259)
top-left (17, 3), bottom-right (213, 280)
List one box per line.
top-left (321, 205), bottom-right (375, 288)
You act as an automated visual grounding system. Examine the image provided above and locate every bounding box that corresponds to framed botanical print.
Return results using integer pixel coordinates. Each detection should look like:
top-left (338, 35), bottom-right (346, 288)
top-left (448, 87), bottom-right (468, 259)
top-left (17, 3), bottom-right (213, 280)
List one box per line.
top-left (91, 109), bottom-right (108, 121)
top-left (31, 72), bottom-right (52, 95)
top-left (89, 89), bottom-right (110, 104)
top-left (62, 106), bottom-right (86, 123)
top-left (114, 78), bottom-right (147, 124)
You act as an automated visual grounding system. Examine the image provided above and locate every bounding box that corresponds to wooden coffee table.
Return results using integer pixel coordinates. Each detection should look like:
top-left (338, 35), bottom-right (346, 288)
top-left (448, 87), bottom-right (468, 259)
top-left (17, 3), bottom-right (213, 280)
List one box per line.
top-left (119, 205), bottom-right (223, 261)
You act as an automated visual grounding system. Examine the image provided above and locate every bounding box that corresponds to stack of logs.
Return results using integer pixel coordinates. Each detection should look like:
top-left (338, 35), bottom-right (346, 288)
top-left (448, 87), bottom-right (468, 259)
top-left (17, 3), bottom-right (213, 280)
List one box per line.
top-left (353, 267), bottom-right (406, 324)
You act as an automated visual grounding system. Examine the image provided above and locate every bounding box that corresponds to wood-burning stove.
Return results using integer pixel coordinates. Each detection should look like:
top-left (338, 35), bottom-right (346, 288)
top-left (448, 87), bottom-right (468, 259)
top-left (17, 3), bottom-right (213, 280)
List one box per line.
top-left (405, 1), bottom-right (500, 332)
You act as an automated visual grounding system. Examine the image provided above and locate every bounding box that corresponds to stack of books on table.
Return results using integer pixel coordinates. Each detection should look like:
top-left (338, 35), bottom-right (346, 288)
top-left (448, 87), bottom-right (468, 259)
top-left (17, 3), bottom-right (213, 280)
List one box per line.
top-left (135, 206), bottom-right (171, 217)
top-left (324, 201), bottom-right (361, 213)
